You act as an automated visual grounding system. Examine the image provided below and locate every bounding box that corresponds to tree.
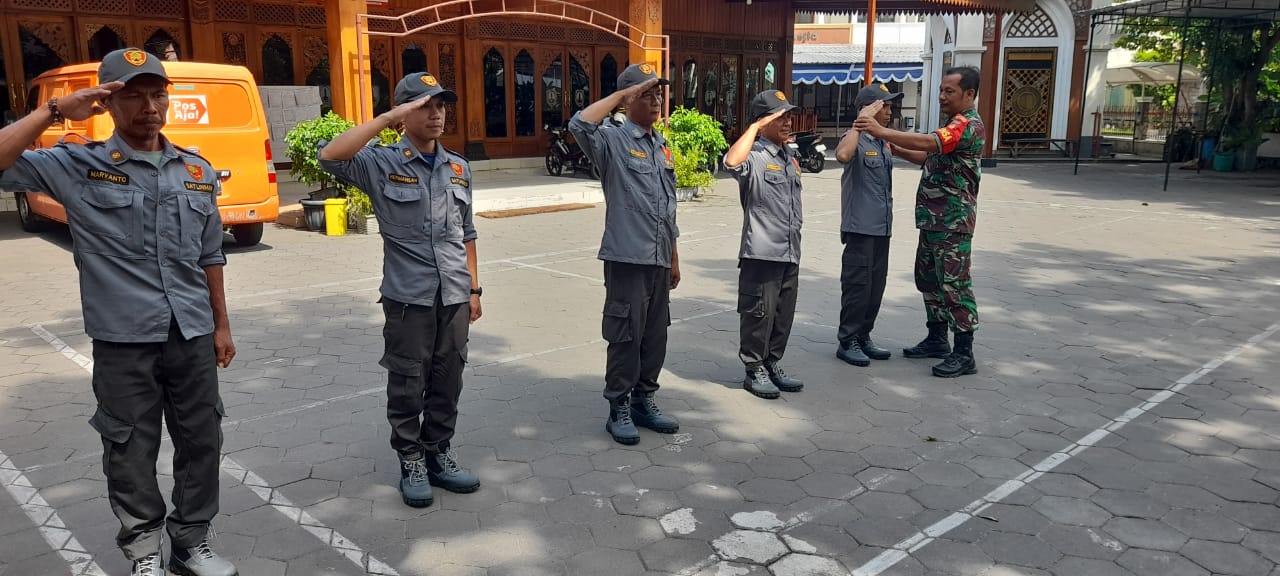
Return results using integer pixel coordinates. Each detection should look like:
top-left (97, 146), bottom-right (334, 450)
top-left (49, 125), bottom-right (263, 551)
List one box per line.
top-left (1116, 18), bottom-right (1280, 144)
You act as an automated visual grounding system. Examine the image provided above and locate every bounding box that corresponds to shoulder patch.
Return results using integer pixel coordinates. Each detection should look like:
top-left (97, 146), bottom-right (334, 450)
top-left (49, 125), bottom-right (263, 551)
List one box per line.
top-left (87, 169), bottom-right (130, 185)
top-left (388, 173), bottom-right (419, 185)
top-left (450, 162), bottom-right (464, 177)
top-left (185, 164), bottom-right (204, 181)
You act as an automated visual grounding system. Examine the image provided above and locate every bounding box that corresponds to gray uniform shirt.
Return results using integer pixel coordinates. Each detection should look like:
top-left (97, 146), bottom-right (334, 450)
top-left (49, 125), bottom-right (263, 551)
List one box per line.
top-left (569, 113), bottom-right (679, 268)
top-left (0, 134), bottom-right (225, 343)
top-left (724, 138), bottom-right (804, 264)
top-left (839, 132), bottom-right (894, 237)
top-left (318, 139), bottom-right (476, 308)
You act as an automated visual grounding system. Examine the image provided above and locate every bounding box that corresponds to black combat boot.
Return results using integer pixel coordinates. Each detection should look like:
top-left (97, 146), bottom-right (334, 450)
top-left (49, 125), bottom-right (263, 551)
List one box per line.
top-left (932, 331), bottom-right (977, 377)
top-left (903, 322), bottom-right (951, 359)
top-left (858, 335), bottom-right (892, 361)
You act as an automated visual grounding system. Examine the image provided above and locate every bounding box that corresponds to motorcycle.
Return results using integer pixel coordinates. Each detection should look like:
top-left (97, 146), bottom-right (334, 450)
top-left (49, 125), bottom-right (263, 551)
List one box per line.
top-left (545, 125), bottom-right (599, 180)
top-left (787, 130), bottom-right (827, 174)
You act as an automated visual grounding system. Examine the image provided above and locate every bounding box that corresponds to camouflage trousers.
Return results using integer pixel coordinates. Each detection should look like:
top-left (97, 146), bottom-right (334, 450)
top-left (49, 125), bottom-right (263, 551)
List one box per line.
top-left (914, 230), bottom-right (978, 333)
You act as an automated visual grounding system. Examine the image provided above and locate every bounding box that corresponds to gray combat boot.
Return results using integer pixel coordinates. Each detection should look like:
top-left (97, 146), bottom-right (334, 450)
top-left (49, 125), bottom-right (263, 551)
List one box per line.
top-left (744, 364), bottom-right (781, 399)
top-left (169, 539), bottom-right (238, 576)
top-left (426, 448), bottom-right (481, 493)
top-left (858, 335), bottom-right (892, 361)
top-left (630, 393), bottom-right (680, 433)
top-left (130, 553), bottom-right (162, 576)
top-left (607, 397), bottom-right (640, 445)
top-left (837, 340), bottom-right (871, 367)
top-left (903, 322), bottom-right (951, 359)
top-left (398, 454), bottom-right (434, 508)
top-left (764, 361), bottom-right (804, 392)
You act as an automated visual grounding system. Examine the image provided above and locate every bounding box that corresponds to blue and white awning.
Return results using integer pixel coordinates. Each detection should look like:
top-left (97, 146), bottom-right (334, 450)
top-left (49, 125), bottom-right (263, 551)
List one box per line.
top-left (793, 63), bottom-right (924, 85)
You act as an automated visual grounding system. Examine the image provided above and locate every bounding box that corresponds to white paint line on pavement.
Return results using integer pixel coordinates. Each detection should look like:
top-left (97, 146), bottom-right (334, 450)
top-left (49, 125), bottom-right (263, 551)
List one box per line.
top-left (851, 321), bottom-right (1280, 576)
top-left (29, 328), bottom-right (400, 576)
top-left (0, 453), bottom-right (107, 575)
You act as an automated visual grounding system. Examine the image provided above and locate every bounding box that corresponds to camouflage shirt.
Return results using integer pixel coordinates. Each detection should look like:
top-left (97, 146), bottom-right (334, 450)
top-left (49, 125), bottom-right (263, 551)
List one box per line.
top-left (916, 108), bottom-right (985, 233)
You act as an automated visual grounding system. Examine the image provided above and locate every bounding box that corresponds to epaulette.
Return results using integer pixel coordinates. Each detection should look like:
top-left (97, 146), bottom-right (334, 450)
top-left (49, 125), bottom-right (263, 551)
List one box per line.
top-left (56, 133), bottom-right (100, 147)
top-left (440, 144), bottom-right (469, 166)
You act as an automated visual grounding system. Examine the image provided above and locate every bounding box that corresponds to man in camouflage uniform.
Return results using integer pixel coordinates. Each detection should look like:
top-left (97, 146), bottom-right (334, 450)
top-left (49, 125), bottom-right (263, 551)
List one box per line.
top-left (854, 66), bottom-right (984, 378)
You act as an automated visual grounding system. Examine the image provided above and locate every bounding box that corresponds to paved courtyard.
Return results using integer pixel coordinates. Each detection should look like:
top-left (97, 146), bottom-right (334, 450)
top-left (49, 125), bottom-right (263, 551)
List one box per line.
top-left (1, 161), bottom-right (1278, 576)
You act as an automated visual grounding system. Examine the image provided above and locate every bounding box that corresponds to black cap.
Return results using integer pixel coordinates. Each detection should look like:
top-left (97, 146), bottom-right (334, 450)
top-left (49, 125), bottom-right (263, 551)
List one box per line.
top-left (748, 90), bottom-right (798, 120)
top-left (617, 63), bottom-right (669, 91)
top-left (854, 83), bottom-right (904, 109)
top-left (99, 48), bottom-right (169, 85)
top-left (394, 72), bottom-right (459, 106)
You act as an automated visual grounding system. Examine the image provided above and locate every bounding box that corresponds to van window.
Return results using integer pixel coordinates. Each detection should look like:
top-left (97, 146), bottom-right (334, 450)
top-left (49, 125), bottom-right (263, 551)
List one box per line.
top-left (165, 81), bottom-right (256, 129)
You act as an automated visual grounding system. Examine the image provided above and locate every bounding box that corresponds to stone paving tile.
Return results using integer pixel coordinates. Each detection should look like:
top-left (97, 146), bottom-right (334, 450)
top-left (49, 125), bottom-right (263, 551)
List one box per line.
top-left (3, 165), bottom-right (1280, 575)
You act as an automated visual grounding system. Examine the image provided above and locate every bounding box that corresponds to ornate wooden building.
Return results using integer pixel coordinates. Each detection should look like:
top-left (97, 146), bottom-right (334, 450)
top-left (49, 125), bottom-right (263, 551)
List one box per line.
top-left (0, 0), bottom-right (1030, 158)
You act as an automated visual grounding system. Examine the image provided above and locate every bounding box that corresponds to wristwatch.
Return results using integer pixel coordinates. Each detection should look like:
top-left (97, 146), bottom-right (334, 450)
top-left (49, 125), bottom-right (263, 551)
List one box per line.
top-left (470, 287), bottom-right (483, 297)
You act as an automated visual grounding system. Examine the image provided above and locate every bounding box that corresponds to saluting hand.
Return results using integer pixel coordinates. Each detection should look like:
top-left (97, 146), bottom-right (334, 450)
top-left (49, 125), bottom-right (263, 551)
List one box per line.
top-left (381, 95), bottom-right (431, 127)
top-left (752, 109), bottom-right (787, 131)
top-left (619, 78), bottom-right (660, 107)
top-left (57, 82), bottom-right (123, 122)
top-left (858, 100), bottom-right (884, 120)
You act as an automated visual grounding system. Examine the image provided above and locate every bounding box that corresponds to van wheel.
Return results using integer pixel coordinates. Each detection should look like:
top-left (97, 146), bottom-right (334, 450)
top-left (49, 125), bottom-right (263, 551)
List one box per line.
top-left (231, 223), bottom-right (264, 246)
top-left (16, 193), bottom-right (46, 233)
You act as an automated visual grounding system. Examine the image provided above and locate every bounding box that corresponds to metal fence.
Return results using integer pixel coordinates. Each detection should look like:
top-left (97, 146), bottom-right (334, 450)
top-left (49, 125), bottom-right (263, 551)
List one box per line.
top-left (1102, 105), bottom-right (1200, 142)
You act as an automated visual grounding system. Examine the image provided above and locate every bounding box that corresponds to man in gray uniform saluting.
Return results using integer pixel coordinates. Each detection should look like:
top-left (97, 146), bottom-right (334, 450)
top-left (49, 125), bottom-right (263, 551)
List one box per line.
top-left (834, 83), bottom-right (903, 367)
top-left (0, 48), bottom-right (235, 576)
top-left (319, 71), bottom-right (483, 508)
top-left (570, 63), bottom-right (682, 445)
top-left (723, 90), bottom-right (806, 399)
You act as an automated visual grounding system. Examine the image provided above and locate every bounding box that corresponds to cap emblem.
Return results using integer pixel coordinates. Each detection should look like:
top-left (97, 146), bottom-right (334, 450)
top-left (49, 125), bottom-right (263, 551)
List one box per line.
top-left (638, 64), bottom-right (653, 75)
top-left (775, 91), bottom-right (786, 101)
top-left (123, 49), bottom-right (148, 67)
top-left (421, 74), bottom-right (438, 87)
top-left (880, 84), bottom-right (890, 93)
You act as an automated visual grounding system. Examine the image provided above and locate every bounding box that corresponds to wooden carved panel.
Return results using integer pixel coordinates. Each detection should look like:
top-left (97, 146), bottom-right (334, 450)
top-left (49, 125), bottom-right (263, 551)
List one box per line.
top-left (18, 20), bottom-right (74, 64)
top-left (1008, 6), bottom-right (1058, 38)
top-left (301, 33), bottom-right (327, 74)
top-left (188, 0), bottom-right (212, 23)
top-left (77, 0), bottom-right (130, 15)
top-left (370, 38), bottom-right (393, 78)
top-left (135, 0), bottom-right (185, 19)
top-left (139, 24), bottom-right (185, 55)
top-left (1000, 50), bottom-right (1056, 141)
top-left (439, 42), bottom-right (459, 136)
top-left (570, 48), bottom-right (591, 77)
top-left (84, 22), bottom-right (130, 44)
top-left (222, 31), bottom-right (247, 65)
top-left (12, 0), bottom-right (73, 9)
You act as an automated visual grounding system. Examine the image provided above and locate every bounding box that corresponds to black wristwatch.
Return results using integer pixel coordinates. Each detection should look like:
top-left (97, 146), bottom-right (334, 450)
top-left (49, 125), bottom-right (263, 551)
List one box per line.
top-left (470, 287), bottom-right (483, 297)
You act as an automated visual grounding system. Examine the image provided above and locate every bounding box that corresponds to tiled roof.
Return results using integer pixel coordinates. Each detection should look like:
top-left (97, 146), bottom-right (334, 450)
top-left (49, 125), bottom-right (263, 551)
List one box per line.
top-left (793, 43), bottom-right (925, 64)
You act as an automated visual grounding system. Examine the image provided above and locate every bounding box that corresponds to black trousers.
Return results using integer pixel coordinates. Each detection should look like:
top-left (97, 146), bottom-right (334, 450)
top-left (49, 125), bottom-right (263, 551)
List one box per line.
top-left (380, 293), bottom-right (469, 457)
top-left (737, 259), bottom-right (800, 367)
top-left (89, 320), bottom-right (223, 561)
top-left (838, 232), bottom-right (891, 346)
top-left (602, 261), bottom-right (671, 403)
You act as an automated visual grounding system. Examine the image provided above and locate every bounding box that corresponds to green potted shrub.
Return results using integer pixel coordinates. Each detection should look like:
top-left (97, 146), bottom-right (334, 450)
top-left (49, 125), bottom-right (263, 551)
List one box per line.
top-left (671, 146), bottom-right (716, 201)
top-left (285, 112), bottom-right (396, 233)
top-left (658, 107), bottom-right (725, 201)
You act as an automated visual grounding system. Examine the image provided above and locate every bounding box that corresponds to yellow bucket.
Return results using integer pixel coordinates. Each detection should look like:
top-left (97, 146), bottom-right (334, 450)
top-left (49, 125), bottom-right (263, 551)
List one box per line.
top-left (324, 198), bottom-right (348, 236)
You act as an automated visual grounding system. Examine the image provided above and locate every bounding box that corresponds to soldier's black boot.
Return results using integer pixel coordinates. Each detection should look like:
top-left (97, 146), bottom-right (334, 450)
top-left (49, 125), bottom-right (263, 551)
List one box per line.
top-left (932, 331), bottom-right (977, 378)
top-left (903, 322), bottom-right (951, 359)
top-left (858, 335), bottom-right (892, 361)
top-left (765, 361), bottom-right (804, 392)
top-left (606, 397), bottom-right (640, 445)
top-left (836, 340), bottom-right (870, 367)
top-left (744, 364), bottom-right (781, 399)
top-left (631, 393), bottom-right (680, 434)
top-left (426, 447), bottom-right (481, 493)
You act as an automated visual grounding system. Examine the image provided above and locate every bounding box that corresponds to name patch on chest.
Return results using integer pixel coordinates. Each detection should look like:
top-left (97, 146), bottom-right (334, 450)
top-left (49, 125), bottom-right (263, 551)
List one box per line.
top-left (388, 173), bottom-right (419, 185)
top-left (87, 169), bottom-right (129, 185)
top-left (450, 177), bottom-right (470, 188)
top-left (183, 181), bottom-right (215, 193)
top-left (629, 149), bottom-right (649, 159)
top-left (765, 164), bottom-right (783, 171)
top-left (865, 151), bottom-right (880, 157)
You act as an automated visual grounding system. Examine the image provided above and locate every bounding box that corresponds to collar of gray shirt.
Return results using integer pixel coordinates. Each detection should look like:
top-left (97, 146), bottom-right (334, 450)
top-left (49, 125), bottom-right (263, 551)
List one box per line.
top-left (106, 133), bottom-right (182, 167)
top-left (393, 137), bottom-right (454, 170)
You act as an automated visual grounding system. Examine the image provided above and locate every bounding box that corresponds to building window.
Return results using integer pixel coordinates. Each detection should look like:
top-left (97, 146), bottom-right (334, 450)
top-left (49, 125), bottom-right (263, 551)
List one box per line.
top-left (484, 48), bottom-right (506, 138)
top-left (744, 60), bottom-right (760, 104)
top-left (514, 50), bottom-right (535, 137)
top-left (701, 61), bottom-right (719, 116)
top-left (826, 12), bottom-right (851, 24)
top-left (721, 56), bottom-right (739, 131)
top-left (262, 35), bottom-right (295, 85)
top-left (144, 30), bottom-right (180, 61)
top-left (569, 54), bottom-right (590, 114)
top-left (796, 12), bottom-right (815, 24)
top-left (542, 55), bottom-right (564, 130)
top-left (371, 68), bottom-right (391, 116)
top-left (87, 27), bottom-right (127, 62)
top-left (763, 61), bottom-right (777, 91)
top-left (682, 58), bottom-right (698, 110)
top-left (600, 54), bottom-right (619, 98)
top-left (402, 43), bottom-right (427, 75)
top-left (305, 57), bottom-right (331, 114)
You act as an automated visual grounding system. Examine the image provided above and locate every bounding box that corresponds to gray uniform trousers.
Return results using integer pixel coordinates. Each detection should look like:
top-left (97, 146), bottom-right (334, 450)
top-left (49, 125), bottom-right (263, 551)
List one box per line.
top-left (602, 261), bottom-right (671, 403)
top-left (89, 319), bottom-right (223, 561)
top-left (838, 232), bottom-right (892, 346)
top-left (380, 292), bottom-right (470, 457)
top-left (737, 258), bottom-right (800, 367)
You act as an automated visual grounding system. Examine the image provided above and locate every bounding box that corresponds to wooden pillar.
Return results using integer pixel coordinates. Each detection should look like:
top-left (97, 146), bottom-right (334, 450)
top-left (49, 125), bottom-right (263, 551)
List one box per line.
top-left (1066, 34), bottom-right (1087, 141)
top-left (864, 0), bottom-right (877, 86)
top-left (186, 0), bottom-right (218, 62)
top-left (980, 12), bottom-right (1003, 157)
top-left (325, 0), bottom-right (371, 122)
top-left (462, 26), bottom-right (487, 159)
top-left (628, 0), bottom-right (664, 76)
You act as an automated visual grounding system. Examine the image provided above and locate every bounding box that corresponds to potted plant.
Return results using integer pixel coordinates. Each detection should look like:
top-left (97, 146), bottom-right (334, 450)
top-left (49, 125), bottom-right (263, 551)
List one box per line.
top-left (671, 145), bottom-right (716, 201)
top-left (286, 112), bottom-right (354, 231)
top-left (1221, 124), bottom-right (1268, 172)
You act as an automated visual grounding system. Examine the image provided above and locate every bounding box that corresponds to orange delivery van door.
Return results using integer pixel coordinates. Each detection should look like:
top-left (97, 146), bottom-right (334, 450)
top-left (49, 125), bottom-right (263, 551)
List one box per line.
top-left (15, 61), bottom-right (279, 246)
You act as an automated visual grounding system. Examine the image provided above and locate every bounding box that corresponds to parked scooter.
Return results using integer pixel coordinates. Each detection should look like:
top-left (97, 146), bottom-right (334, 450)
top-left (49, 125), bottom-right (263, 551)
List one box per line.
top-left (545, 124), bottom-right (599, 180)
top-left (787, 130), bottom-right (827, 173)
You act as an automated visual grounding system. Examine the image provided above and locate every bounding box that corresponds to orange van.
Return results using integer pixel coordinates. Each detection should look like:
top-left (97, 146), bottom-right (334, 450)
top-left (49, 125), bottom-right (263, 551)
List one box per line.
top-left (15, 61), bottom-right (278, 246)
